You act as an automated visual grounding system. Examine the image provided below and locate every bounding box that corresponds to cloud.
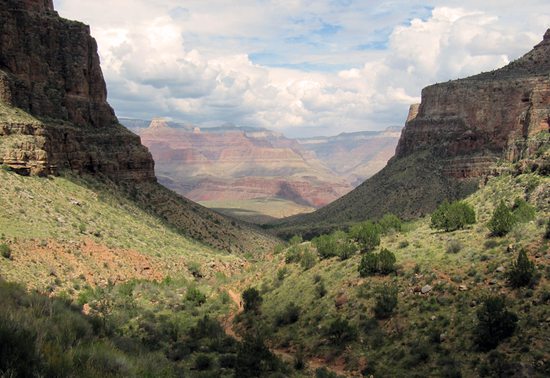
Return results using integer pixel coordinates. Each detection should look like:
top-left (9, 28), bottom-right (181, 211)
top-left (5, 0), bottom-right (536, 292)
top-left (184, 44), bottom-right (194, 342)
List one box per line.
top-left (53, 0), bottom-right (549, 137)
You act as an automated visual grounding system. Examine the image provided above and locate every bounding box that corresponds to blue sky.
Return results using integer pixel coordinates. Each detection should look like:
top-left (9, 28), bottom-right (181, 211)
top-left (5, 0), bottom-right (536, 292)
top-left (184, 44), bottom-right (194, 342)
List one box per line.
top-left (54, 0), bottom-right (550, 137)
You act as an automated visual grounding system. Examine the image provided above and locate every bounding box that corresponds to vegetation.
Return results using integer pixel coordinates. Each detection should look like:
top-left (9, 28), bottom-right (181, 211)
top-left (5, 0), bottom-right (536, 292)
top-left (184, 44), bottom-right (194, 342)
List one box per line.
top-left (350, 221), bottom-right (380, 252)
top-left (0, 243), bottom-right (10, 259)
top-left (488, 200), bottom-right (516, 236)
top-left (507, 249), bottom-right (536, 288)
top-left (474, 296), bottom-right (518, 351)
top-left (358, 248), bottom-right (396, 276)
top-left (242, 288), bottom-right (263, 313)
top-left (373, 283), bottom-right (398, 319)
top-left (430, 200), bottom-right (476, 231)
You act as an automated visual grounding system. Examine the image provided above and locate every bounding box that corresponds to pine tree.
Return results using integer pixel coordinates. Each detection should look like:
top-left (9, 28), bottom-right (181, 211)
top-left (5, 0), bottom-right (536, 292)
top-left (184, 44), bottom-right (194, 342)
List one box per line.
top-left (507, 249), bottom-right (536, 288)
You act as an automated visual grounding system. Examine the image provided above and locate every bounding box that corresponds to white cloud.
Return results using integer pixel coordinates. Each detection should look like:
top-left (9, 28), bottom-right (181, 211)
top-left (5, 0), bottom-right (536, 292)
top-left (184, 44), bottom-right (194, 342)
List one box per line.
top-left (53, 0), bottom-right (549, 137)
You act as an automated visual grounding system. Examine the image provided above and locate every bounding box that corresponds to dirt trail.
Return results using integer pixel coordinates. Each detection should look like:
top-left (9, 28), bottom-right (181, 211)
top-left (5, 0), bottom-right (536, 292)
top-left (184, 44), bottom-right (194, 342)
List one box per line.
top-left (222, 287), bottom-right (354, 377)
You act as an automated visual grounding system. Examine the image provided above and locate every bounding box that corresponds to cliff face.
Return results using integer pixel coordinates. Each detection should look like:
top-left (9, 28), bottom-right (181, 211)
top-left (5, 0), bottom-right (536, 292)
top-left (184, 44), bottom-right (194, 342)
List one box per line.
top-left (0, 1), bottom-right (277, 253)
top-left (274, 30), bottom-right (550, 235)
top-left (0, 0), bottom-right (155, 181)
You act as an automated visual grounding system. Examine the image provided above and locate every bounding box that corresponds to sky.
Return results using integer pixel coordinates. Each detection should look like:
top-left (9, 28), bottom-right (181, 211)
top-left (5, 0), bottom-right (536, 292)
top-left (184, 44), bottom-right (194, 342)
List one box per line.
top-left (53, 1), bottom-right (550, 137)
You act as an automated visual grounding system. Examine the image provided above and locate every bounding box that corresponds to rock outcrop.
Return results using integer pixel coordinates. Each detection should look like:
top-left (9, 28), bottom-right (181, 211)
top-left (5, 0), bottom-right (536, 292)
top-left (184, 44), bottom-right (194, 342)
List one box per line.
top-left (0, 0), bottom-right (154, 181)
top-left (274, 29), bottom-right (550, 236)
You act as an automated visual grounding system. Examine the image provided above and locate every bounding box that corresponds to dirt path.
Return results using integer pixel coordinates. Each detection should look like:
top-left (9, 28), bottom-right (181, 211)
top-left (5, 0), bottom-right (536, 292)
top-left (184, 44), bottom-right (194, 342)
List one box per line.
top-left (222, 287), bottom-right (354, 377)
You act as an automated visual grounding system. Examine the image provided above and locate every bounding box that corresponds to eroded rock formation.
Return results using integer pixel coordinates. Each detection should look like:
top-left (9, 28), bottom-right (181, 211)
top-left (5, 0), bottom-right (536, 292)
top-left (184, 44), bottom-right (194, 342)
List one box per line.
top-left (0, 0), bottom-right (155, 180)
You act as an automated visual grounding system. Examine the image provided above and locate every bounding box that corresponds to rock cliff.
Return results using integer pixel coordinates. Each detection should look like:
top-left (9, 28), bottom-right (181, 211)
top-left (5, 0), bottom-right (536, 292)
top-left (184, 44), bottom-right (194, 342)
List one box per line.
top-left (274, 29), bottom-right (550, 236)
top-left (0, 0), bottom-right (154, 180)
top-left (0, 0), bottom-right (277, 253)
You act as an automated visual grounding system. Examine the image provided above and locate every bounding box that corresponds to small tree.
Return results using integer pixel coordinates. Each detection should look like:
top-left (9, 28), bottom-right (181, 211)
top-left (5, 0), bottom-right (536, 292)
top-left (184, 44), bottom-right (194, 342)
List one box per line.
top-left (378, 213), bottom-right (402, 233)
top-left (374, 284), bottom-right (398, 319)
top-left (350, 221), bottom-right (380, 252)
top-left (488, 201), bottom-right (516, 236)
top-left (300, 249), bottom-right (317, 270)
top-left (507, 249), bottom-right (536, 288)
top-left (337, 239), bottom-right (356, 261)
top-left (186, 286), bottom-right (207, 306)
top-left (431, 201), bottom-right (476, 231)
top-left (242, 288), bottom-right (263, 313)
top-left (474, 296), bottom-right (517, 351)
top-left (378, 248), bottom-right (396, 274)
top-left (313, 234), bottom-right (338, 259)
top-left (358, 253), bottom-right (379, 277)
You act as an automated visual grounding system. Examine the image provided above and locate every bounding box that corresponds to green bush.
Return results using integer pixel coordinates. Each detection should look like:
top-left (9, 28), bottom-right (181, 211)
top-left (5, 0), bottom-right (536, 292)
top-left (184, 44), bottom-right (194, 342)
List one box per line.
top-left (186, 286), bottom-right (207, 306)
top-left (507, 250), bottom-right (536, 288)
top-left (378, 248), bottom-right (396, 274)
top-left (446, 239), bottom-right (462, 254)
top-left (289, 235), bottom-right (303, 245)
top-left (511, 198), bottom-right (536, 223)
top-left (374, 284), bottom-right (398, 319)
top-left (242, 288), bottom-right (262, 313)
top-left (474, 296), bottom-right (517, 351)
top-left (488, 201), bottom-right (516, 236)
top-left (326, 318), bottom-right (357, 346)
top-left (350, 221), bottom-right (380, 252)
top-left (300, 249), bottom-right (317, 270)
top-left (275, 302), bottom-right (300, 326)
top-left (194, 353), bottom-right (212, 370)
top-left (545, 219), bottom-right (550, 240)
top-left (313, 234), bottom-right (338, 259)
top-left (0, 243), bottom-right (11, 259)
top-left (378, 213), bottom-right (402, 233)
top-left (431, 201), bottom-right (476, 232)
top-left (358, 253), bottom-right (379, 277)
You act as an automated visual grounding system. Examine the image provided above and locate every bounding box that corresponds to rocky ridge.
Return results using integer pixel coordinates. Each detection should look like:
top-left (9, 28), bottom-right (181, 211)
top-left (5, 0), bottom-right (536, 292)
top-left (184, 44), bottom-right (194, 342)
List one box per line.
top-left (274, 29), bottom-right (550, 235)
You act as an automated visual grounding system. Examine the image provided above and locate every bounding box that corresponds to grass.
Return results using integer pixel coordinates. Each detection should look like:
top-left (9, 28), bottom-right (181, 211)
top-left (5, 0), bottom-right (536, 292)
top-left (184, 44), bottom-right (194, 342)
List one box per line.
top-left (200, 197), bottom-right (315, 224)
top-left (233, 172), bottom-right (550, 376)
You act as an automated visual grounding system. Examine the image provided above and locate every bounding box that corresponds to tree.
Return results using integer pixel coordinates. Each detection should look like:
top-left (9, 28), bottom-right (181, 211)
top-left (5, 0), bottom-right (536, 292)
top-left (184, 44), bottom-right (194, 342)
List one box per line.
top-left (507, 249), bottom-right (536, 288)
top-left (313, 234), bottom-right (338, 259)
top-left (358, 253), bottom-right (379, 277)
top-left (374, 284), bottom-right (398, 319)
top-left (378, 248), bottom-right (397, 274)
top-left (350, 221), bottom-right (380, 252)
top-left (488, 201), bottom-right (516, 236)
top-left (242, 288), bottom-right (262, 313)
top-left (431, 201), bottom-right (476, 231)
top-left (378, 213), bottom-right (402, 233)
top-left (474, 296), bottom-right (517, 351)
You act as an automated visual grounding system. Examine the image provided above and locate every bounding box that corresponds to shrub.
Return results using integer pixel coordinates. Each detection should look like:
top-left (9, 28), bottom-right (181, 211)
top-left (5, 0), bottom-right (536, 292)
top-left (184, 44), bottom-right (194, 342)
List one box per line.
top-left (374, 284), bottom-right (398, 319)
top-left (289, 235), bottom-right (303, 245)
top-left (326, 318), bottom-right (357, 346)
top-left (507, 250), bottom-right (536, 288)
top-left (242, 288), bottom-right (262, 313)
top-left (186, 286), bottom-right (206, 306)
top-left (0, 243), bottom-right (11, 259)
top-left (474, 296), bottom-right (517, 351)
top-left (488, 201), bottom-right (515, 236)
top-left (545, 219), bottom-right (550, 240)
top-left (378, 213), bottom-right (402, 233)
top-left (315, 281), bottom-right (327, 298)
top-left (194, 353), bottom-right (212, 370)
top-left (313, 234), bottom-right (338, 259)
top-left (285, 245), bottom-right (302, 264)
top-left (350, 221), bottom-right (380, 252)
top-left (378, 248), bottom-right (397, 274)
top-left (276, 267), bottom-right (288, 282)
top-left (358, 253), bottom-right (379, 277)
top-left (300, 249), bottom-right (317, 271)
top-left (511, 198), bottom-right (535, 223)
top-left (275, 303), bottom-right (300, 326)
top-left (315, 367), bottom-right (339, 378)
top-left (431, 201), bottom-right (476, 231)
top-left (235, 332), bottom-right (278, 378)
top-left (338, 239), bottom-right (356, 260)
top-left (446, 239), bottom-right (462, 254)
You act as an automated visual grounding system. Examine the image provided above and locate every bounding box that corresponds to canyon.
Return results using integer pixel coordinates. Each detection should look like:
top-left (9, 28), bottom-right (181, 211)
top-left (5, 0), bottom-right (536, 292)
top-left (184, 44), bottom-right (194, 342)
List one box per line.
top-left (124, 118), bottom-right (400, 222)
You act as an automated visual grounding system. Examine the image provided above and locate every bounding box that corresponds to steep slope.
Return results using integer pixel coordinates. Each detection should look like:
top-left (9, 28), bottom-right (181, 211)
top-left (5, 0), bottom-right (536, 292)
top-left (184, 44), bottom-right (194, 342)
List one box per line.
top-left (0, 0), bottom-right (276, 253)
top-left (273, 30), bottom-right (550, 236)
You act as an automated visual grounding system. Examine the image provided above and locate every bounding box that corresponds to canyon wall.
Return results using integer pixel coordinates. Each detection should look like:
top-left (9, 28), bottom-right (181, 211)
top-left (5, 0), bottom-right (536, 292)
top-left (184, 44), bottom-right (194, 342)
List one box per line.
top-left (0, 0), bottom-right (155, 181)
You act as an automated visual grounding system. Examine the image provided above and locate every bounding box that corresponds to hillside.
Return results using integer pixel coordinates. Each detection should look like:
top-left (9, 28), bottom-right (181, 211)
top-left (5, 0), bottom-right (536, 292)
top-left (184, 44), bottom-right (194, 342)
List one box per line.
top-left (0, 0), bottom-right (275, 253)
top-left (272, 30), bottom-right (550, 237)
top-left (126, 118), bottom-right (399, 223)
top-left (227, 171), bottom-right (550, 377)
